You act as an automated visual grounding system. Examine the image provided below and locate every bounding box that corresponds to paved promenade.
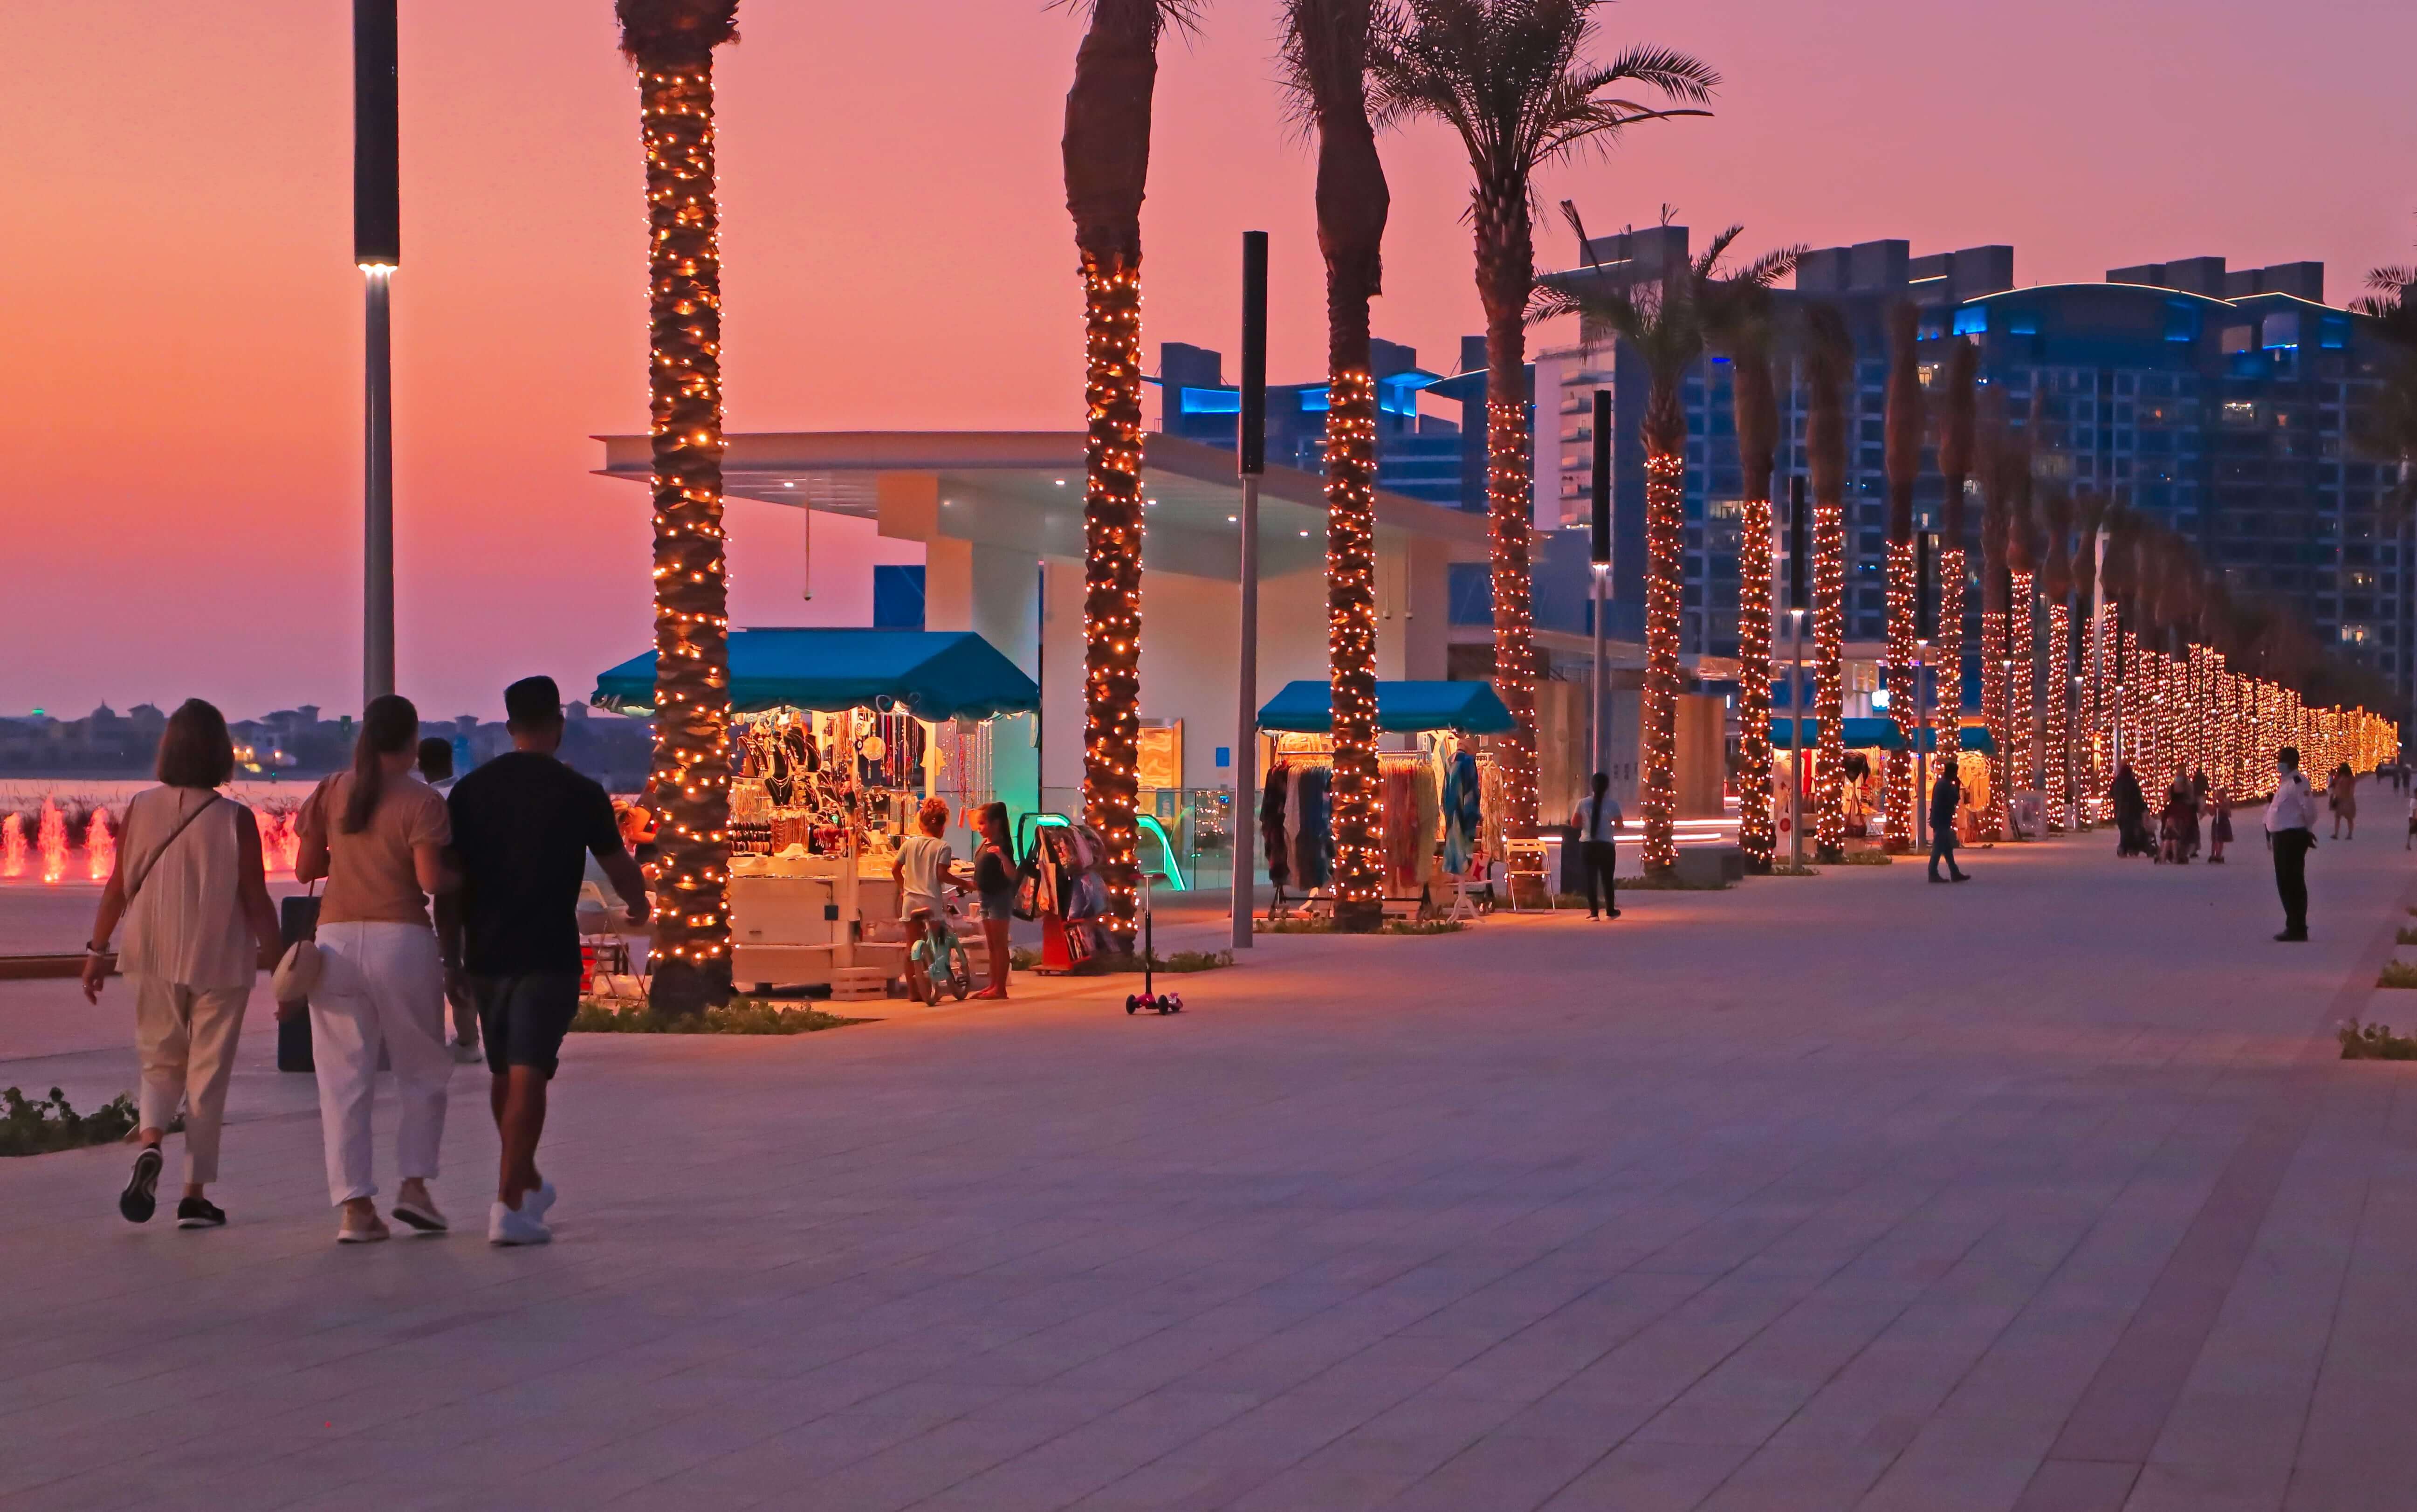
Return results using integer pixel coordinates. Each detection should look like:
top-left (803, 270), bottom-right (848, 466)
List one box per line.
top-left (3, 816), bottom-right (2415, 1511)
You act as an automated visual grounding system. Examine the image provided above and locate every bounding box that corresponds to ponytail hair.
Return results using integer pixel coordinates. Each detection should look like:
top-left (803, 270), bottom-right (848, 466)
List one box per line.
top-left (342, 694), bottom-right (421, 834)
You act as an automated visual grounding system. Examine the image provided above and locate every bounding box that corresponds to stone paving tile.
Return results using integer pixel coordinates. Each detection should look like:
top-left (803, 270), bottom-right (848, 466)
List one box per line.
top-left (6, 829), bottom-right (2417, 1510)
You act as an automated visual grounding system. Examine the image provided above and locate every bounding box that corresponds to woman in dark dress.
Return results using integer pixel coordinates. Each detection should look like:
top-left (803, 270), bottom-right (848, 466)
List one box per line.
top-left (2110, 762), bottom-right (2148, 857)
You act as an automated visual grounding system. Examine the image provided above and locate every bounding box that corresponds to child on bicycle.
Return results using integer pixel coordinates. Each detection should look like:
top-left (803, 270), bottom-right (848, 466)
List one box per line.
top-left (892, 797), bottom-right (965, 1001)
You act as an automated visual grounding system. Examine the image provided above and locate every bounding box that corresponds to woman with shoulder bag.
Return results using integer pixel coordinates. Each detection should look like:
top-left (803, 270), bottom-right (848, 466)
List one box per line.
top-left (294, 694), bottom-right (456, 1244)
top-left (82, 700), bottom-right (284, 1228)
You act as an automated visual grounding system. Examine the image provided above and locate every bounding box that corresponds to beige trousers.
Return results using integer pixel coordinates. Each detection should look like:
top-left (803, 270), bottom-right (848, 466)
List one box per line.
top-left (131, 975), bottom-right (253, 1185)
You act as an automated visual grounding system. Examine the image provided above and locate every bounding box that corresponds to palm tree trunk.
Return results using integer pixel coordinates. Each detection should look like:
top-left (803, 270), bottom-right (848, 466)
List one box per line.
top-left (1731, 346), bottom-right (1777, 874)
top-left (1804, 311), bottom-right (1850, 864)
top-left (1881, 303), bottom-right (1921, 852)
top-left (1309, 36), bottom-right (1388, 932)
top-left (1979, 500), bottom-right (2009, 841)
top-left (1324, 194), bottom-right (1382, 932)
top-left (1475, 180), bottom-right (1539, 839)
top-left (1640, 381), bottom-right (1685, 874)
top-left (634, 50), bottom-right (733, 1012)
top-left (1076, 249), bottom-right (1146, 948)
top-left (1062, 0), bottom-right (1166, 952)
top-left (1812, 496), bottom-right (1847, 863)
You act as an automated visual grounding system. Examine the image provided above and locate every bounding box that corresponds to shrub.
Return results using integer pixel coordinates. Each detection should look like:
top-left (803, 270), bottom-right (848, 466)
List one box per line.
top-left (2380, 962), bottom-right (2417, 990)
top-left (571, 999), bottom-right (863, 1035)
top-left (2341, 1021), bottom-right (2417, 1059)
top-left (0, 1087), bottom-right (139, 1157)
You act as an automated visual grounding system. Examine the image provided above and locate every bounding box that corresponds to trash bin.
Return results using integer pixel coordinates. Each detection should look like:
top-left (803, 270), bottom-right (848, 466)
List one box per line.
top-left (275, 894), bottom-right (317, 1074)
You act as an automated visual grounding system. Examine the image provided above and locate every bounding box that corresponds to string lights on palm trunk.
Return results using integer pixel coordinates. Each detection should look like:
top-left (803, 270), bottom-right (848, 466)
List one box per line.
top-left (1325, 368), bottom-right (1383, 918)
top-left (1812, 500), bottom-right (1847, 862)
top-left (1484, 399), bottom-right (1540, 838)
top-left (1078, 252), bottom-right (1146, 948)
top-left (1641, 449), bottom-right (1684, 873)
top-left (1883, 543), bottom-right (1917, 851)
top-left (637, 61), bottom-right (733, 987)
top-left (1736, 495), bottom-right (1777, 871)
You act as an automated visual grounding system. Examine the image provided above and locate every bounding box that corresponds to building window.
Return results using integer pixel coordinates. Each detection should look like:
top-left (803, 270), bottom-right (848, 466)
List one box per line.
top-left (1447, 563), bottom-right (1493, 627)
top-left (872, 565), bottom-right (926, 631)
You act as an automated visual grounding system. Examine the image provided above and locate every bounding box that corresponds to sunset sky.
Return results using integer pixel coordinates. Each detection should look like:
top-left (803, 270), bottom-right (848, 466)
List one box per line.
top-left (11, 0), bottom-right (2412, 722)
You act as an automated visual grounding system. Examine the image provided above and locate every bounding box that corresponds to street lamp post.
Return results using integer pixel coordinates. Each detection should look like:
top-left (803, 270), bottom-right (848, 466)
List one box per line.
top-left (1787, 475), bottom-right (1809, 872)
top-left (1591, 389), bottom-right (1611, 782)
top-left (355, 0), bottom-right (400, 702)
top-left (1229, 231), bottom-right (1267, 952)
top-left (2002, 658), bottom-right (2017, 837)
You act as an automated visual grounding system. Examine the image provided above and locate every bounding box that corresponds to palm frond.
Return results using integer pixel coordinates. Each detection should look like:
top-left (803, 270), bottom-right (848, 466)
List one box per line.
top-left (1279, 0), bottom-right (1376, 141)
top-left (615, 0), bottom-right (738, 61)
top-left (1585, 43), bottom-right (1719, 104)
top-left (1050, 0), bottom-right (1201, 41)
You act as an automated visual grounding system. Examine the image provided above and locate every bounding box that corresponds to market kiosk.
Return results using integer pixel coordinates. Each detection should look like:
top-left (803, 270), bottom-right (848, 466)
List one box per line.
top-left (1770, 716), bottom-right (1997, 846)
top-left (592, 628), bottom-right (1039, 995)
top-left (1253, 680), bottom-right (1514, 920)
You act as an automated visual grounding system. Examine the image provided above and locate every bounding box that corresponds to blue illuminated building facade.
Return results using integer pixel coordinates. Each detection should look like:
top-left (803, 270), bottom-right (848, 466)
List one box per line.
top-left (1148, 338), bottom-right (1465, 507)
top-left (1147, 238), bottom-right (2408, 710)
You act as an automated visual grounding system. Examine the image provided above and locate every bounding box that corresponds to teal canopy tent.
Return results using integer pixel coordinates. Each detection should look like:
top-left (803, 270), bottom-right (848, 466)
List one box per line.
top-left (1768, 717), bottom-right (1995, 755)
top-left (591, 628), bottom-right (1039, 721)
top-left (1257, 680), bottom-right (1517, 735)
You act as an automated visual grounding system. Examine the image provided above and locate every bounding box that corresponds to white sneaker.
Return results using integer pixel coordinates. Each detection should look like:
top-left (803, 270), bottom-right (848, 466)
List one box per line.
top-left (488, 1201), bottom-right (552, 1246)
top-left (449, 1041), bottom-right (482, 1064)
top-left (523, 1180), bottom-right (558, 1220)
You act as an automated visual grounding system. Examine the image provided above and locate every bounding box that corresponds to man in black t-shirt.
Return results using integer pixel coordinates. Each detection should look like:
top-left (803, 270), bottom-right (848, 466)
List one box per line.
top-left (445, 677), bottom-right (650, 1246)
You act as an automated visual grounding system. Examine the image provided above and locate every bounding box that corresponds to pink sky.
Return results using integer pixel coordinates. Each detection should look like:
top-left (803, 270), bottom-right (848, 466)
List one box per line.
top-left (11, 0), bottom-right (2412, 721)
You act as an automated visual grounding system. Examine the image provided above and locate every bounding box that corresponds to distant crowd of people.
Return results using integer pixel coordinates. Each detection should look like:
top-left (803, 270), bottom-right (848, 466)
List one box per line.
top-left (81, 677), bottom-right (648, 1245)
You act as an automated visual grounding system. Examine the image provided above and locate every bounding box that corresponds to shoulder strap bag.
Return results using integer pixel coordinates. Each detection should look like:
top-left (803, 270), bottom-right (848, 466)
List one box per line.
top-left (272, 880), bottom-right (323, 1008)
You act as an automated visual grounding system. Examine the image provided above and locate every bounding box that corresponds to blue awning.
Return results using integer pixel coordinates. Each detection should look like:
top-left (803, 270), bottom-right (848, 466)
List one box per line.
top-left (1258, 680), bottom-right (1517, 735)
top-left (591, 628), bottom-right (1039, 722)
top-left (1768, 717), bottom-right (1996, 755)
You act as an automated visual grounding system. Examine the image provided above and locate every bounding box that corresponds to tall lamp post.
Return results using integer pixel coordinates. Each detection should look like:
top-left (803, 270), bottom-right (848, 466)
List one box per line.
top-left (1787, 474), bottom-right (1809, 871)
top-left (355, 0), bottom-right (400, 702)
top-left (1230, 231), bottom-right (1267, 951)
top-left (1590, 389), bottom-right (1611, 779)
top-left (1915, 528), bottom-right (1935, 853)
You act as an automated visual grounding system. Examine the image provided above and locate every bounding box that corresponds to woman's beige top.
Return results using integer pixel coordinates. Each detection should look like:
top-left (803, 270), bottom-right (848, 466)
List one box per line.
top-left (116, 786), bottom-right (255, 990)
top-left (297, 771), bottom-right (450, 927)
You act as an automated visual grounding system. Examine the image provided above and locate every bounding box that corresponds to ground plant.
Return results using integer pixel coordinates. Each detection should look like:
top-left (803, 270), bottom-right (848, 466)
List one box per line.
top-left (572, 999), bottom-right (863, 1036)
top-left (2379, 962), bottom-right (2417, 990)
top-left (0, 1087), bottom-right (138, 1157)
top-left (2340, 1020), bottom-right (2417, 1059)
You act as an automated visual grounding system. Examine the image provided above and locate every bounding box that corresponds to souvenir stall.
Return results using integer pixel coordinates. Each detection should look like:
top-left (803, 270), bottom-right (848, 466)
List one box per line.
top-left (1769, 717), bottom-right (1996, 847)
top-left (592, 628), bottom-right (1039, 995)
top-left (1254, 680), bottom-right (1515, 921)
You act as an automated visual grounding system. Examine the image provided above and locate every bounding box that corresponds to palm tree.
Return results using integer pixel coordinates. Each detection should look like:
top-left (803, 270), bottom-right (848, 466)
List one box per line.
top-left (1803, 304), bottom-right (1852, 863)
top-left (618, 0), bottom-right (740, 1013)
top-left (1935, 339), bottom-right (1977, 774)
top-left (1705, 274), bottom-right (1791, 874)
top-left (1371, 0), bottom-right (1714, 836)
top-left (2040, 489), bottom-right (2074, 826)
top-left (1975, 397), bottom-right (2017, 839)
top-left (2006, 461), bottom-right (2038, 804)
top-left (1061, 0), bottom-right (1194, 950)
top-left (1533, 217), bottom-right (1792, 875)
top-left (1881, 301), bottom-right (1923, 850)
top-left (1282, 0), bottom-right (1390, 931)
top-left (2074, 490), bottom-right (2107, 812)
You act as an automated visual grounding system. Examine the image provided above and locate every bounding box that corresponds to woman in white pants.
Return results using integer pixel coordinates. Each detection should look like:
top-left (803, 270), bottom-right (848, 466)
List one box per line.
top-left (81, 700), bottom-right (284, 1228)
top-left (295, 694), bottom-right (454, 1244)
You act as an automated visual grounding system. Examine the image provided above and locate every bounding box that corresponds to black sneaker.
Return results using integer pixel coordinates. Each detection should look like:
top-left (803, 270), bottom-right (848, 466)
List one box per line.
top-left (2275, 930), bottom-right (2308, 942)
top-left (120, 1146), bottom-right (163, 1223)
top-left (1606, 908), bottom-right (1622, 919)
top-left (176, 1196), bottom-right (225, 1229)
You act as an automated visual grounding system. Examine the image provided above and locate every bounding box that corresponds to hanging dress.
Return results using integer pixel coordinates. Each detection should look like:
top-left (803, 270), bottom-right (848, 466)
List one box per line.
top-left (1261, 763), bottom-right (1291, 890)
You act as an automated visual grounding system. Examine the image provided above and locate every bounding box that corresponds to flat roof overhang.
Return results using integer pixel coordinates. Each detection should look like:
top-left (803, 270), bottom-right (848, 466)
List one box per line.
top-left (595, 431), bottom-right (1490, 582)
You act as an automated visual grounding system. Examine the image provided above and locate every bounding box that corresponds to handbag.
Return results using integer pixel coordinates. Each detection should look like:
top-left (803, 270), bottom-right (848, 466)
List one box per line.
top-left (272, 881), bottom-right (323, 1007)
